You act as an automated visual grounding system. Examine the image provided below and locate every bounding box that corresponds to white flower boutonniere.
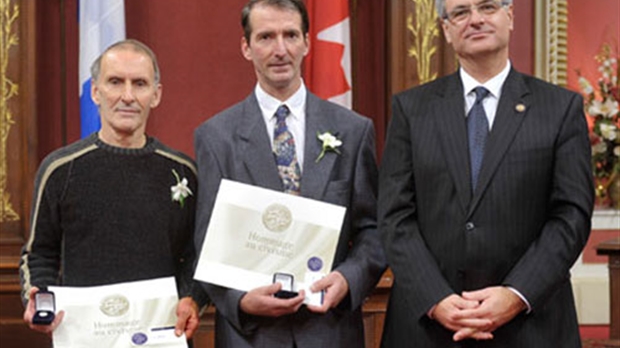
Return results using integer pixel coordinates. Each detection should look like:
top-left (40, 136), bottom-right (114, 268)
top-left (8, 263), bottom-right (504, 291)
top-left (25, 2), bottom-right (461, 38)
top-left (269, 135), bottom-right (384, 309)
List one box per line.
top-left (171, 169), bottom-right (193, 208)
top-left (316, 132), bottom-right (342, 163)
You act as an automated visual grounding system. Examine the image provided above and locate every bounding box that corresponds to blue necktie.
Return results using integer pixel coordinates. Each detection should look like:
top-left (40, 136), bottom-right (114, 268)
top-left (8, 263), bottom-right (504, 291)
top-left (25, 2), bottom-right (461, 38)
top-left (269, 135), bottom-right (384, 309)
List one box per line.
top-left (467, 87), bottom-right (490, 191)
top-left (273, 105), bottom-right (301, 195)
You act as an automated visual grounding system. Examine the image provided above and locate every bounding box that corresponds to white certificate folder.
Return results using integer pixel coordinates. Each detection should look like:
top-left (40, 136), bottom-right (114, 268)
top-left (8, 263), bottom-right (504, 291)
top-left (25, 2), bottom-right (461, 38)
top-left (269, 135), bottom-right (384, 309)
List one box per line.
top-left (49, 277), bottom-right (186, 348)
top-left (194, 179), bottom-right (346, 300)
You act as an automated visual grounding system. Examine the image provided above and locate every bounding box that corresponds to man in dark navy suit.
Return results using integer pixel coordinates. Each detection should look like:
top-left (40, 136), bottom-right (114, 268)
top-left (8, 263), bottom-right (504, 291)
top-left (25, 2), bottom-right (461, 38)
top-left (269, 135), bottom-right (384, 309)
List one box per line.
top-left (379, 0), bottom-right (594, 346)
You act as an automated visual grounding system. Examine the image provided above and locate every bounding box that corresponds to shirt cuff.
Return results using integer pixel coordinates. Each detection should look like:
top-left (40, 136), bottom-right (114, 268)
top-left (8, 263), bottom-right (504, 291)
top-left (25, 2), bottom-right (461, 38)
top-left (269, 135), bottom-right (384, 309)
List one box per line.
top-left (507, 286), bottom-right (532, 314)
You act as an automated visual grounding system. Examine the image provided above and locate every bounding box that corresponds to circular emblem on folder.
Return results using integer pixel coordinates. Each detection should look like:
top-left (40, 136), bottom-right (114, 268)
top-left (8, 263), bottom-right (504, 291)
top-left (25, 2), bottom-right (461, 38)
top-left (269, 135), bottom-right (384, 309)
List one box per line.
top-left (308, 257), bottom-right (323, 272)
top-left (262, 203), bottom-right (292, 232)
top-left (132, 332), bottom-right (148, 345)
top-left (100, 294), bottom-right (130, 317)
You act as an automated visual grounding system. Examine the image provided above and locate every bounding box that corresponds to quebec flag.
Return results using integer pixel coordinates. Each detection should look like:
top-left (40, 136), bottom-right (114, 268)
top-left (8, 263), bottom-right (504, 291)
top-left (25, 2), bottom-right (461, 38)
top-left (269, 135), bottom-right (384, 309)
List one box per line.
top-left (79, 0), bottom-right (125, 138)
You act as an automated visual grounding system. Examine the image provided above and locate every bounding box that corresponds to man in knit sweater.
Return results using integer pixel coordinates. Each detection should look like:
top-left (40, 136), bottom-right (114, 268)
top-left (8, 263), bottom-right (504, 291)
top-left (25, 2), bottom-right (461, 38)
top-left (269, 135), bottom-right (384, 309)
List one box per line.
top-left (19, 39), bottom-right (207, 342)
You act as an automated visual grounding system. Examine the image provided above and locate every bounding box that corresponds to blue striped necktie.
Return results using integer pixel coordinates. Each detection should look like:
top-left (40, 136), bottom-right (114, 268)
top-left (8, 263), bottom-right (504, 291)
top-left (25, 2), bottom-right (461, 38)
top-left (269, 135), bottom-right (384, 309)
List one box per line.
top-left (273, 105), bottom-right (301, 195)
top-left (468, 87), bottom-right (490, 191)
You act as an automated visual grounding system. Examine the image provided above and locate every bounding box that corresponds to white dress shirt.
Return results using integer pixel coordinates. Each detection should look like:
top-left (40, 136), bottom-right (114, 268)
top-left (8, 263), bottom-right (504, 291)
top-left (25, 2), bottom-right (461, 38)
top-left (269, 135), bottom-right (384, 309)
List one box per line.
top-left (255, 82), bottom-right (307, 171)
top-left (460, 61), bottom-right (511, 130)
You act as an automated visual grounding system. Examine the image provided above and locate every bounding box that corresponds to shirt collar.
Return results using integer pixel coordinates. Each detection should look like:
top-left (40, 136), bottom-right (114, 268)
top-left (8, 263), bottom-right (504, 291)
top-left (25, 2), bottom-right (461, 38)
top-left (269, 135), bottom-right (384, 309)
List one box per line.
top-left (255, 81), bottom-right (307, 122)
top-left (460, 60), bottom-right (511, 99)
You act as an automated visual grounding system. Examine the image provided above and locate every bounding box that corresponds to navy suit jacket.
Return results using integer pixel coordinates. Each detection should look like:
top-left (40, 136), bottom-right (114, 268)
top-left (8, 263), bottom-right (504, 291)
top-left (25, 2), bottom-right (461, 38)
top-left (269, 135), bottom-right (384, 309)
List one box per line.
top-left (194, 91), bottom-right (386, 348)
top-left (379, 69), bottom-right (594, 347)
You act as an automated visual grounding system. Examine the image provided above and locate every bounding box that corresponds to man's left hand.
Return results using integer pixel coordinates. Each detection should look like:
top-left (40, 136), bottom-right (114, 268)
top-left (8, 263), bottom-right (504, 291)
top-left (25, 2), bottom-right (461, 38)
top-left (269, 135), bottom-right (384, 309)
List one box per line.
top-left (174, 297), bottom-right (200, 339)
top-left (452, 286), bottom-right (526, 341)
top-left (306, 271), bottom-right (349, 313)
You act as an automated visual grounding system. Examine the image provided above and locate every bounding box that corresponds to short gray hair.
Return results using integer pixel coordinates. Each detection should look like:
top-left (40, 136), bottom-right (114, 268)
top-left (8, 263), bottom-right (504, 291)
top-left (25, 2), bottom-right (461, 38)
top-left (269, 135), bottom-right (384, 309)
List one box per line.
top-left (90, 39), bottom-right (161, 84)
top-left (435, 0), bottom-right (513, 19)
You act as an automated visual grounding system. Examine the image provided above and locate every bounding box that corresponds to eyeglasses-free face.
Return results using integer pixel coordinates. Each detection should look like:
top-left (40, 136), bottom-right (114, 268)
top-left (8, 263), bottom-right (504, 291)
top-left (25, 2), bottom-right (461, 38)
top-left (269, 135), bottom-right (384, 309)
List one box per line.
top-left (443, 0), bottom-right (508, 25)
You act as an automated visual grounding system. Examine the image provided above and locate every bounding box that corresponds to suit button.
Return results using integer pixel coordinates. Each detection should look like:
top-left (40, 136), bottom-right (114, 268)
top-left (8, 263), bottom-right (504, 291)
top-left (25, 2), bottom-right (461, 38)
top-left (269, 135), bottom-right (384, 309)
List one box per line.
top-left (465, 222), bottom-right (475, 231)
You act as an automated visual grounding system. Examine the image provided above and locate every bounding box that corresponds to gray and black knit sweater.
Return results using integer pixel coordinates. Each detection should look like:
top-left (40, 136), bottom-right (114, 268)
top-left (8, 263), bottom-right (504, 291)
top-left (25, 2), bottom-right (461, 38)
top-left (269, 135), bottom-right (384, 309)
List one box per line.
top-left (19, 133), bottom-right (207, 306)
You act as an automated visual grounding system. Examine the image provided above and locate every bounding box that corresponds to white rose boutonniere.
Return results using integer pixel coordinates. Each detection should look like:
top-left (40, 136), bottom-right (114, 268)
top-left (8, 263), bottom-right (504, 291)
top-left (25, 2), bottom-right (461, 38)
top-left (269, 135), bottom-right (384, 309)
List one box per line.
top-left (316, 132), bottom-right (342, 163)
top-left (171, 169), bottom-right (193, 208)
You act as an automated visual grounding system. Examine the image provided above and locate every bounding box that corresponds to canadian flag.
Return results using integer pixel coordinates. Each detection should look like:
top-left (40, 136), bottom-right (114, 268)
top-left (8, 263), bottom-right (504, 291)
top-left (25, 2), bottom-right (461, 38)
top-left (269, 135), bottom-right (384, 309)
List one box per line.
top-left (303, 0), bottom-right (352, 109)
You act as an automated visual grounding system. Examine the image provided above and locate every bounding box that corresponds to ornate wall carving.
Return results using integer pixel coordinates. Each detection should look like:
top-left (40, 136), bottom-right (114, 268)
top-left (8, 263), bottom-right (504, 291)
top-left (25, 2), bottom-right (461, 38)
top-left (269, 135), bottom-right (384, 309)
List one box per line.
top-left (0, 0), bottom-right (19, 223)
top-left (0, 0), bottom-right (36, 262)
top-left (534, 0), bottom-right (568, 86)
top-left (388, 0), bottom-right (457, 97)
top-left (0, 1), bottom-right (39, 347)
top-left (406, 0), bottom-right (439, 85)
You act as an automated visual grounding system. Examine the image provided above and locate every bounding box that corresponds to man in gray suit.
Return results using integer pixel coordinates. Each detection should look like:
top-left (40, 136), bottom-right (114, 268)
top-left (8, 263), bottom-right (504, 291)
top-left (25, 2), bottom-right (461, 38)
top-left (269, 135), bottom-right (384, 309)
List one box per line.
top-left (380, 0), bottom-right (593, 347)
top-left (193, 0), bottom-right (386, 347)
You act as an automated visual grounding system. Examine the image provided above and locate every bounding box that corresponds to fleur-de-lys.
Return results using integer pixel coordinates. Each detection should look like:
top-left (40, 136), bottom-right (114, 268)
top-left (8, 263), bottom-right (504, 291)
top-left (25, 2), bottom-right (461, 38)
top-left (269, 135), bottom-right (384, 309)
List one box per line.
top-left (316, 132), bottom-right (342, 163)
top-left (170, 169), bottom-right (192, 208)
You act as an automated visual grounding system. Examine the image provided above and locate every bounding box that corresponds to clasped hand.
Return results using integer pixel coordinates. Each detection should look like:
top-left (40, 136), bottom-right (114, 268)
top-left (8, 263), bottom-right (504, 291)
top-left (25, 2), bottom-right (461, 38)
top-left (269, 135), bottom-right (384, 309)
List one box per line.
top-left (433, 286), bottom-right (526, 341)
top-left (239, 271), bottom-right (349, 316)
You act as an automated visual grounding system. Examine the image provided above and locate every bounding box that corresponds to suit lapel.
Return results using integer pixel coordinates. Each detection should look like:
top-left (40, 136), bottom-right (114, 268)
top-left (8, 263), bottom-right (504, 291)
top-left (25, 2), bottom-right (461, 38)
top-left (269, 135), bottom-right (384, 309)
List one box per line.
top-left (468, 69), bottom-right (530, 216)
top-left (300, 93), bottom-right (337, 200)
top-left (237, 94), bottom-right (284, 192)
top-left (434, 74), bottom-right (472, 212)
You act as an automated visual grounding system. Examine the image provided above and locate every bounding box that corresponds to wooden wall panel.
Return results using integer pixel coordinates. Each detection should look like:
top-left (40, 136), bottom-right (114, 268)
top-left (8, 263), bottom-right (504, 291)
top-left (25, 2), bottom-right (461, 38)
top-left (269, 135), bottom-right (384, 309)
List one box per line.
top-left (387, 0), bottom-right (457, 97)
top-left (0, 0), bottom-right (39, 347)
top-left (351, 0), bottom-right (388, 156)
top-left (0, 0), bottom-right (36, 263)
top-left (124, 0), bottom-right (255, 158)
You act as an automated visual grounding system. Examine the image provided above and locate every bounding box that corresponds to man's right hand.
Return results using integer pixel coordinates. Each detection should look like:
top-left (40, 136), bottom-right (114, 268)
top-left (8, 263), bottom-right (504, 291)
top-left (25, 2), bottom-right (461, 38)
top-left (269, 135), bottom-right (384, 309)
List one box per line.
top-left (23, 286), bottom-right (64, 336)
top-left (239, 283), bottom-right (305, 317)
top-left (432, 294), bottom-right (493, 341)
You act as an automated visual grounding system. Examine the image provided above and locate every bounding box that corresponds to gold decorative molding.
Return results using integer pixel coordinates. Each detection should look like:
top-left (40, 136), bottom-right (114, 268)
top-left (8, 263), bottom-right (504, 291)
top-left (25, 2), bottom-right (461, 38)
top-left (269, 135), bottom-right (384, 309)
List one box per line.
top-left (0, 0), bottom-right (19, 222)
top-left (534, 0), bottom-right (568, 86)
top-left (407, 0), bottom-right (440, 85)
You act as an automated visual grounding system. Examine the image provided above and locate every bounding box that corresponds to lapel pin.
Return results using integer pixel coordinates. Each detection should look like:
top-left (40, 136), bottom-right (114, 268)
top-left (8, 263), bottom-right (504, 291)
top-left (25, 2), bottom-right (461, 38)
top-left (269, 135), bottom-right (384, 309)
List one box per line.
top-left (515, 103), bottom-right (526, 112)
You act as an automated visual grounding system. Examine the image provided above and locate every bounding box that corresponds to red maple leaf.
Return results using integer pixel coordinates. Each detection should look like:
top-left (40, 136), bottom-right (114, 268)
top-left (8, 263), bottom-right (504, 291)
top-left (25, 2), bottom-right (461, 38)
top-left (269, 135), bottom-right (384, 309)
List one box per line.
top-left (303, 0), bottom-right (350, 100)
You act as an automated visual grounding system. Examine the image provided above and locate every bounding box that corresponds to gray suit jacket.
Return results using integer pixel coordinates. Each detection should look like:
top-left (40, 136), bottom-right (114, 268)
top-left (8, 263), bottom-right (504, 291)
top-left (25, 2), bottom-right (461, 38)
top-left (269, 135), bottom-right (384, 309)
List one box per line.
top-left (379, 69), bottom-right (594, 347)
top-left (194, 91), bottom-right (386, 348)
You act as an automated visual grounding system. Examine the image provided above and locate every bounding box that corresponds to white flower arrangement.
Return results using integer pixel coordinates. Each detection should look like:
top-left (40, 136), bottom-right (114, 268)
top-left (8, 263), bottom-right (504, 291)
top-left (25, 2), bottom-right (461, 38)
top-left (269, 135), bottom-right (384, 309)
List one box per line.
top-left (577, 44), bottom-right (620, 205)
